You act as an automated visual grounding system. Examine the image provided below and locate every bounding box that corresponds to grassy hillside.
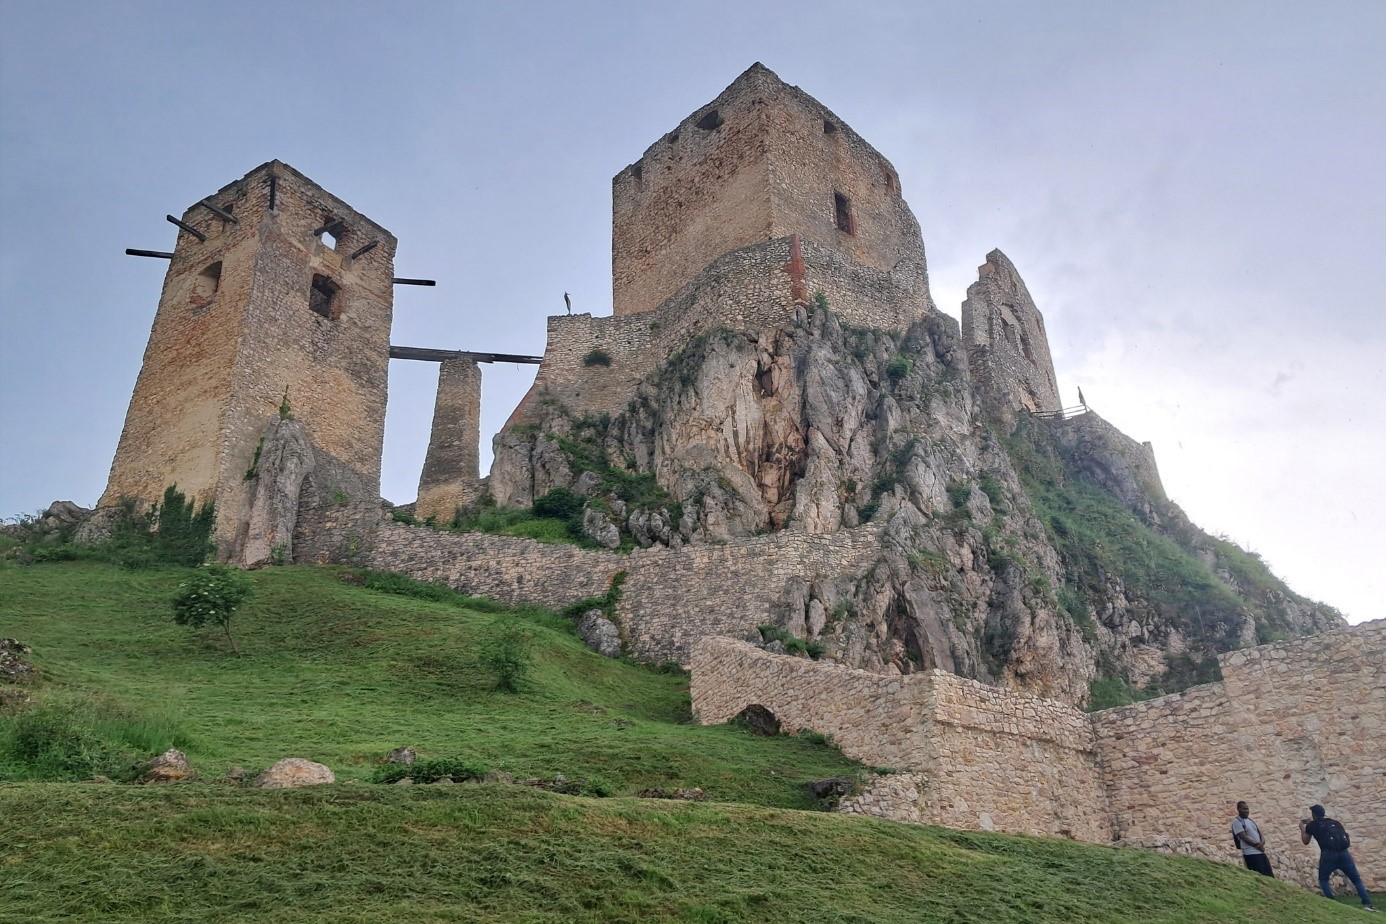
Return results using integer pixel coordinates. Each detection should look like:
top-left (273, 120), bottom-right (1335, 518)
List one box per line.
top-left (0, 560), bottom-right (1372, 922)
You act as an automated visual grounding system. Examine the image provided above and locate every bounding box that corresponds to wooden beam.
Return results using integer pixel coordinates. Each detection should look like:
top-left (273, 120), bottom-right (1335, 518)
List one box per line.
top-left (392, 277), bottom-right (436, 286)
top-left (196, 200), bottom-right (238, 223)
top-left (389, 346), bottom-right (542, 364)
top-left (125, 248), bottom-right (174, 259)
top-left (166, 214), bottom-right (205, 242)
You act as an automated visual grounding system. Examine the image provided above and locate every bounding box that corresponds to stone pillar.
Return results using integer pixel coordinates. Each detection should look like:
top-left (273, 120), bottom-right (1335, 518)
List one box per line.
top-left (415, 358), bottom-right (482, 523)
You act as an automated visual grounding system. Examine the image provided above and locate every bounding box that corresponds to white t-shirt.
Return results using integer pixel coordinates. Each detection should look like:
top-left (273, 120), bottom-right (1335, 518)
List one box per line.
top-left (1232, 816), bottom-right (1264, 855)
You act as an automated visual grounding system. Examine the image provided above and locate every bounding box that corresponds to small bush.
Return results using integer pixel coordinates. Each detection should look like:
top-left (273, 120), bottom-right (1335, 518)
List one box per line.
top-left (885, 356), bottom-right (913, 383)
top-left (478, 621), bottom-right (533, 693)
top-left (372, 757), bottom-right (484, 785)
top-left (582, 349), bottom-right (613, 367)
top-left (173, 565), bottom-right (252, 655)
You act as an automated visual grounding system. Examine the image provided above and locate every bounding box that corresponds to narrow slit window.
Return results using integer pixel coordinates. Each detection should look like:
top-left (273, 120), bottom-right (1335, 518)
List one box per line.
top-left (309, 274), bottom-right (338, 319)
top-left (834, 192), bottom-right (855, 235)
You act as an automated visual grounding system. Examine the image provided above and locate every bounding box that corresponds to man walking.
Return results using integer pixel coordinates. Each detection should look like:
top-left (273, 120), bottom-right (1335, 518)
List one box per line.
top-left (1232, 801), bottom-right (1274, 877)
top-left (1300, 804), bottom-right (1375, 911)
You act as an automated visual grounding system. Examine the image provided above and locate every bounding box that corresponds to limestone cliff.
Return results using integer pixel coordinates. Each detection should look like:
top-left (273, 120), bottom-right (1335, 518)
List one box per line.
top-left (485, 297), bottom-right (1341, 706)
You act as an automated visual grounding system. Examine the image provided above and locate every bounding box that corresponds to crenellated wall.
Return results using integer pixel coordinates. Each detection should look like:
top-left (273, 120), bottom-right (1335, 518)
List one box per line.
top-left (691, 621), bottom-right (1384, 890)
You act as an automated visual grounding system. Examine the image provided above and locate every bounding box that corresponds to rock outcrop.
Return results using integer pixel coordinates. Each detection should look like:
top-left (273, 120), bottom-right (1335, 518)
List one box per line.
top-left (252, 758), bottom-right (335, 789)
top-left (487, 281), bottom-right (1341, 705)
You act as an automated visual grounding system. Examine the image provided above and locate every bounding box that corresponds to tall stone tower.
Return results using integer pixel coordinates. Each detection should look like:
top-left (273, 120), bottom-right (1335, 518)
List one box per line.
top-left (612, 62), bottom-right (931, 319)
top-left (101, 161), bottom-right (397, 552)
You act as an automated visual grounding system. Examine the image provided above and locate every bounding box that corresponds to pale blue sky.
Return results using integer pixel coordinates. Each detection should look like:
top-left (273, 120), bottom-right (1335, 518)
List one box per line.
top-left (2, 1), bottom-right (1382, 623)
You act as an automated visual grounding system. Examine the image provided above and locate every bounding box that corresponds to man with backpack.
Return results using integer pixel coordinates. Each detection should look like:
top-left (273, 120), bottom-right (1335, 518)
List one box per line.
top-left (1300, 804), bottom-right (1376, 911)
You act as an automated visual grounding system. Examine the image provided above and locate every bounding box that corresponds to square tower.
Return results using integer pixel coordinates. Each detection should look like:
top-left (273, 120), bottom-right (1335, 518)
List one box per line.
top-left (101, 162), bottom-right (397, 548)
top-left (612, 63), bottom-right (928, 317)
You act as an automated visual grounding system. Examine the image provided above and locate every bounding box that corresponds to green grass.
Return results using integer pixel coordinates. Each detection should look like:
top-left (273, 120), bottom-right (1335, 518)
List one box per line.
top-left (0, 561), bottom-right (855, 803)
top-left (1, 560), bottom-right (1374, 923)
top-left (0, 783), bottom-right (1368, 923)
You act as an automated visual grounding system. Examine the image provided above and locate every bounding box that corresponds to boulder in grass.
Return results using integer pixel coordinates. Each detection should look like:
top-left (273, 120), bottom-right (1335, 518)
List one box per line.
top-left (252, 757), bottom-right (335, 789)
top-left (141, 748), bottom-right (197, 783)
top-left (385, 746), bottom-right (417, 765)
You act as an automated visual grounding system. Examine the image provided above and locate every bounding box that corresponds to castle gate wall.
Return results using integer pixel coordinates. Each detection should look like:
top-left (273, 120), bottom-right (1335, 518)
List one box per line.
top-left (690, 637), bottom-right (1110, 841)
top-left (360, 522), bottom-right (886, 664)
top-left (692, 622), bottom-right (1383, 889)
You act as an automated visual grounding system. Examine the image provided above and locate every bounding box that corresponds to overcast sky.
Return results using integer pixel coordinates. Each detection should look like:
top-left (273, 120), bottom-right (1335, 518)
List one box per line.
top-left (1, 1), bottom-right (1381, 625)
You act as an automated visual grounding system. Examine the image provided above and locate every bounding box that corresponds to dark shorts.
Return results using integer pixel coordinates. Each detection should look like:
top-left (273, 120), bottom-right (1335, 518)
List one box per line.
top-left (1243, 853), bottom-right (1274, 877)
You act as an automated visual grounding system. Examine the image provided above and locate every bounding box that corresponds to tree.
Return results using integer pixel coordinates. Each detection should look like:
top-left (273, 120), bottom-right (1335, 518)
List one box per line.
top-left (172, 566), bottom-right (252, 655)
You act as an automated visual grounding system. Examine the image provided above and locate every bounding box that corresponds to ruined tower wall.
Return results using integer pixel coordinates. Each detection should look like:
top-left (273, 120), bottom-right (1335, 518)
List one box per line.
top-left (415, 358), bottom-right (483, 522)
top-left (102, 162), bottom-right (396, 551)
top-left (962, 250), bottom-right (1061, 415)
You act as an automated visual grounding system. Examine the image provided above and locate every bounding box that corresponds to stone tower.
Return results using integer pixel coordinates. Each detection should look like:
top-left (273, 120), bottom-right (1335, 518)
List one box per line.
top-left (612, 62), bottom-right (931, 318)
top-left (101, 161), bottom-right (397, 552)
top-left (961, 249), bottom-right (1061, 416)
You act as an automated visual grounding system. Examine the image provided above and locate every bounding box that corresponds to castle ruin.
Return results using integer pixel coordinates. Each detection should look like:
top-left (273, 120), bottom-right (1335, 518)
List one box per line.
top-left (97, 64), bottom-right (1375, 889)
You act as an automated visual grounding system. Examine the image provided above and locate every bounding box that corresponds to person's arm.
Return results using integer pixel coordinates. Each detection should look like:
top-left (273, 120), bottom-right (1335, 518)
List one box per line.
top-left (1300, 819), bottom-right (1312, 846)
top-left (1246, 824), bottom-right (1265, 849)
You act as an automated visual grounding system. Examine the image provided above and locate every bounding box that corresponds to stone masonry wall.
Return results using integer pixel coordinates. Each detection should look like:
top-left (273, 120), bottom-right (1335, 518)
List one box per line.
top-left (416, 358), bottom-right (482, 522)
top-left (692, 621), bottom-right (1383, 889)
top-left (1094, 619), bottom-right (1385, 889)
top-left (690, 637), bottom-right (1108, 841)
top-left (102, 161), bottom-right (396, 554)
top-left (361, 522), bottom-right (886, 664)
top-left (511, 236), bottom-right (932, 425)
top-left (611, 63), bottom-right (931, 319)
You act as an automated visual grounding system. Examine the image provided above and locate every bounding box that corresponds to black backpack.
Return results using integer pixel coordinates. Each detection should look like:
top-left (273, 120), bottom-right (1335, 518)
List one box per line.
top-left (1317, 818), bottom-right (1351, 851)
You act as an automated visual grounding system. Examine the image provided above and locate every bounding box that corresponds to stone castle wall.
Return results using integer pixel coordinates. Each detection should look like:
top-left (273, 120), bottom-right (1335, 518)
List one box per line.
top-left (691, 622), bottom-right (1383, 889)
top-left (512, 236), bottom-right (932, 425)
top-left (356, 521), bottom-right (886, 664)
top-left (690, 638), bottom-right (1108, 842)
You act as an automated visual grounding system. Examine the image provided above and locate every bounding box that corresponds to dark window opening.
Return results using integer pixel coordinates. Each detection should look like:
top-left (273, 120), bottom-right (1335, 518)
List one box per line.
top-left (320, 228), bottom-right (339, 249)
top-left (823, 119), bottom-right (838, 135)
top-left (632, 163), bottom-right (643, 181)
top-left (191, 261), bottom-right (222, 305)
top-left (695, 110), bottom-right (723, 130)
top-left (310, 274), bottom-right (338, 319)
top-left (834, 192), bottom-right (855, 235)
top-left (668, 131), bottom-right (680, 145)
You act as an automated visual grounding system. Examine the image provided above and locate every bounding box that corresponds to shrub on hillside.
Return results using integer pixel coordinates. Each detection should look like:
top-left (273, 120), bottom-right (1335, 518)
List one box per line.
top-left (478, 621), bottom-right (533, 693)
top-left (0, 696), bottom-right (188, 782)
top-left (173, 565), bottom-right (252, 655)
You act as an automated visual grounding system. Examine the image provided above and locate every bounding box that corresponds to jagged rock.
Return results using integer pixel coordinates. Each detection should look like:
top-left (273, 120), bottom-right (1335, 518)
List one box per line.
top-left (240, 418), bottom-right (314, 567)
top-left (394, 777), bottom-right (413, 786)
top-left (483, 770), bottom-right (515, 784)
top-left (385, 747), bottom-right (416, 765)
top-left (140, 748), bottom-right (196, 783)
top-left (808, 776), bottom-right (855, 800)
top-left (488, 295), bottom-right (1343, 705)
top-left (72, 507), bottom-right (123, 545)
top-left (223, 766), bottom-right (248, 784)
top-left (734, 704), bottom-right (781, 737)
top-left (638, 787), bottom-right (706, 801)
top-left (576, 609), bottom-right (622, 658)
top-left (582, 508), bottom-right (621, 549)
top-left (573, 471), bottom-right (603, 496)
top-left (763, 639), bottom-right (786, 656)
top-left (252, 758), bottom-right (335, 789)
top-left (0, 639), bottom-right (37, 685)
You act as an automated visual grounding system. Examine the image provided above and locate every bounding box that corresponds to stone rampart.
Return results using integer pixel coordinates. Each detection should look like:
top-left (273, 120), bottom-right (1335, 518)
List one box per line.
top-left (692, 621), bottom-right (1384, 889)
top-left (361, 522), bottom-right (887, 664)
top-left (512, 236), bottom-right (932, 424)
top-left (1094, 619), bottom-right (1385, 889)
